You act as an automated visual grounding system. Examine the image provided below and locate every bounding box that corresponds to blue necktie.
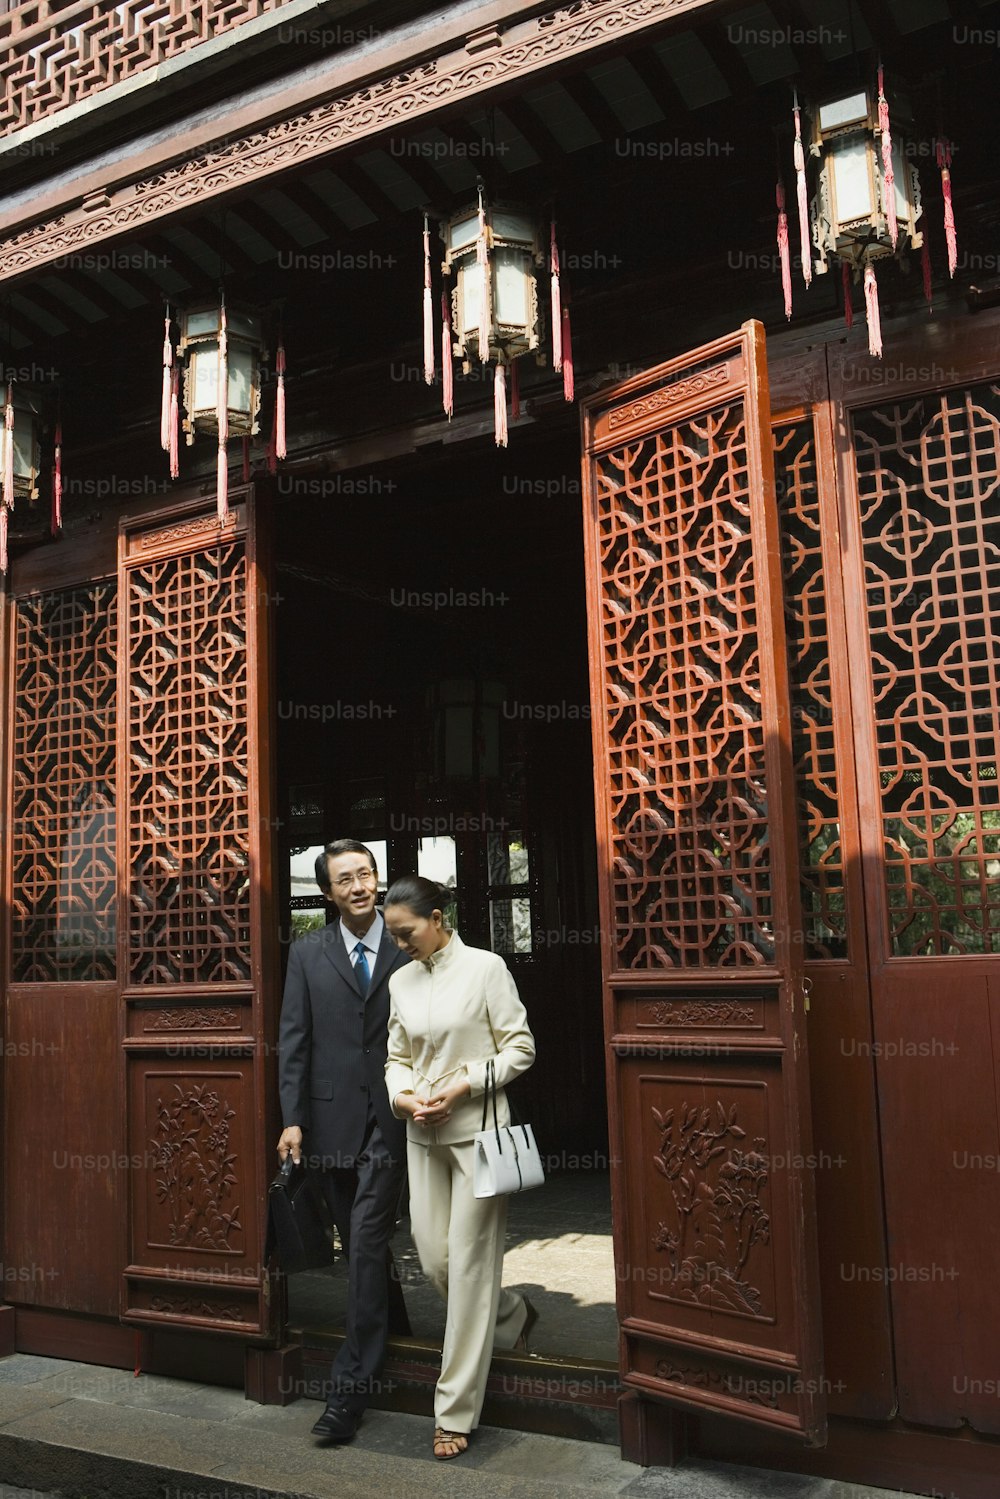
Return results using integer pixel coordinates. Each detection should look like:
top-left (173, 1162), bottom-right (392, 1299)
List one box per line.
top-left (353, 940), bottom-right (371, 997)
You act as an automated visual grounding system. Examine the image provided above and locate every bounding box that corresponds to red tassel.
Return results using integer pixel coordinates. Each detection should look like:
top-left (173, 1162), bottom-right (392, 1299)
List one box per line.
top-left (793, 93), bottom-right (812, 288)
top-left (217, 299), bottom-right (229, 524)
top-left (776, 181), bottom-right (792, 320)
top-left (550, 219), bottom-right (562, 371)
top-left (422, 214), bottom-right (435, 385)
top-left (3, 382), bottom-right (14, 513)
top-left (476, 184), bottom-right (491, 361)
top-left (937, 140), bottom-right (957, 277)
top-left (267, 400), bottom-right (277, 476)
top-left (864, 261), bottom-right (882, 358)
top-left (0, 504), bottom-right (7, 575)
top-left (921, 235), bottom-right (933, 309)
top-left (511, 356), bottom-right (521, 421)
top-left (169, 365), bottom-right (179, 480)
top-left (441, 289), bottom-right (454, 420)
top-left (877, 65), bottom-right (898, 250)
top-left (241, 435), bottom-right (250, 483)
top-left (160, 307), bottom-right (173, 452)
top-left (53, 419), bottom-right (63, 534)
top-left (561, 305), bottom-right (574, 402)
top-left (275, 338), bottom-right (287, 461)
top-left (494, 362), bottom-right (508, 448)
top-left (842, 261), bottom-right (854, 328)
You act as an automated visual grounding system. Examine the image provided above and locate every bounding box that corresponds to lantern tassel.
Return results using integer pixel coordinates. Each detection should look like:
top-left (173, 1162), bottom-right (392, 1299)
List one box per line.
top-left (937, 140), bottom-right (957, 277)
top-left (169, 365), bottom-right (180, 480)
top-left (494, 362), bottom-right (508, 448)
top-left (52, 419), bottom-right (63, 534)
top-left (241, 436), bottom-right (251, 484)
top-left (3, 382), bottom-right (14, 513)
top-left (160, 307), bottom-right (173, 452)
top-left (276, 338), bottom-right (287, 461)
top-left (441, 288), bottom-right (454, 420)
top-left (422, 214), bottom-right (435, 385)
top-left (476, 183), bottom-right (491, 362)
top-left (864, 261), bottom-right (882, 359)
top-left (776, 181), bottom-right (792, 320)
top-left (267, 399), bottom-right (277, 476)
top-left (217, 298), bottom-right (229, 524)
top-left (842, 261), bottom-right (854, 329)
top-left (793, 93), bottom-right (812, 287)
top-left (550, 219), bottom-right (562, 371)
top-left (511, 356), bottom-right (521, 422)
top-left (921, 235), bottom-right (933, 310)
top-left (561, 304), bottom-right (574, 403)
top-left (0, 504), bottom-right (7, 575)
top-left (877, 65), bottom-right (898, 250)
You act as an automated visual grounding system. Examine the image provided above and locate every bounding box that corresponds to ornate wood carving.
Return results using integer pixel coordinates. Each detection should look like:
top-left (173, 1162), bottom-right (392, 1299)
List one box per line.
top-left (608, 363), bottom-right (729, 431)
top-left (655, 1361), bottom-right (779, 1408)
top-left (644, 1000), bottom-right (756, 1027)
top-left (10, 583), bottom-right (118, 982)
top-left (124, 538), bottom-right (251, 985)
top-left (0, 0), bottom-right (708, 279)
top-left (151, 1082), bottom-right (241, 1251)
top-left (144, 1007), bottom-right (242, 1031)
top-left (148, 1295), bottom-right (245, 1320)
top-left (651, 1100), bottom-right (770, 1318)
top-left (852, 382), bottom-right (1000, 956)
top-left (0, 1), bottom-right (296, 137)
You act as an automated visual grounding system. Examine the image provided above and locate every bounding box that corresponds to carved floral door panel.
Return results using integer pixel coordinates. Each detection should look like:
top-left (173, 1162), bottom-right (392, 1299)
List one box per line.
top-left (581, 323), bottom-right (826, 1442)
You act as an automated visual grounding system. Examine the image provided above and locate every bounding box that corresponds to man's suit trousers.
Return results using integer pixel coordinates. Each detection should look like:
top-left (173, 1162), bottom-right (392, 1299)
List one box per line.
top-left (406, 1136), bottom-right (529, 1433)
top-left (316, 1113), bottom-right (407, 1411)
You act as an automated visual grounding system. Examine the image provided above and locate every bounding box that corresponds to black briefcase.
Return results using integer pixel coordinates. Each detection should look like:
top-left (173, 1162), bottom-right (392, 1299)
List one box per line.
top-left (265, 1157), bottom-right (335, 1274)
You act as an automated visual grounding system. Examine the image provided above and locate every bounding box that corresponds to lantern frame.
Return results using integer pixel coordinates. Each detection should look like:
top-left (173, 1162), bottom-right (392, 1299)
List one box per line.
top-left (810, 84), bottom-right (922, 273)
top-left (441, 201), bottom-right (543, 368)
top-left (177, 301), bottom-right (266, 444)
top-left (7, 385), bottom-right (44, 504)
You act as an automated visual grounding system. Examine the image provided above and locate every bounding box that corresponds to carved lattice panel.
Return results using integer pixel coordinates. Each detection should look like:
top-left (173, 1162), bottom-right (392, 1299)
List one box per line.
top-left (10, 583), bottom-right (118, 982)
top-left (593, 404), bottom-right (773, 969)
top-left (852, 383), bottom-right (1000, 955)
top-left (775, 421), bottom-right (849, 960)
top-left (126, 539), bottom-right (251, 985)
top-left (0, 1), bottom-right (295, 135)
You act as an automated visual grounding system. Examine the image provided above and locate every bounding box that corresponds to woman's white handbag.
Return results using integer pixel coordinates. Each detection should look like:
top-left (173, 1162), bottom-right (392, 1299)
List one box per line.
top-left (473, 1059), bottom-right (545, 1198)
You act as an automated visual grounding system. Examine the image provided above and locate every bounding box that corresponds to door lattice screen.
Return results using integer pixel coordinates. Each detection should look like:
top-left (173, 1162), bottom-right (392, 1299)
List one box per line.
top-left (10, 583), bottom-right (118, 982)
top-left (776, 420), bottom-right (850, 961)
top-left (126, 540), bottom-right (252, 985)
top-left (853, 383), bottom-right (1000, 955)
top-left (593, 403), bottom-right (774, 968)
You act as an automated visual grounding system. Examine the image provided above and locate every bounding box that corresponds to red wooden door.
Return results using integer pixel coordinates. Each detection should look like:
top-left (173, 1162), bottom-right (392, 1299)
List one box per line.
top-left (581, 323), bottom-right (825, 1442)
top-left (828, 316), bottom-right (1000, 1435)
top-left (2, 485), bottom-right (279, 1346)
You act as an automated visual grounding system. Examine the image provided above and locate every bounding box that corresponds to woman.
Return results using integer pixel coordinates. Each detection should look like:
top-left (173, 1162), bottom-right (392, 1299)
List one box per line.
top-left (383, 874), bottom-right (537, 1460)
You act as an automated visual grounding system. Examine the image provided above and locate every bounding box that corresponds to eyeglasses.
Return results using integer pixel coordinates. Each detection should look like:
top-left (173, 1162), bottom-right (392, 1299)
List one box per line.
top-left (331, 869), bottom-right (378, 890)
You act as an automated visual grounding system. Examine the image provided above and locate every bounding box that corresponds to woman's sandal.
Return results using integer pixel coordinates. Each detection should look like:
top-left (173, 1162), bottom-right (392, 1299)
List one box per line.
top-left (433, 1427), bottom-right (469, 1460)
top-left (514, 1296), bottom-right (539, 1352)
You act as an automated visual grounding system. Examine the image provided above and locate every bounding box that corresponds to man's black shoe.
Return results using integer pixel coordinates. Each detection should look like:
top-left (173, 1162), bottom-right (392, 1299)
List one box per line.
top-left (311, 1403), bottom-right (361, 1441)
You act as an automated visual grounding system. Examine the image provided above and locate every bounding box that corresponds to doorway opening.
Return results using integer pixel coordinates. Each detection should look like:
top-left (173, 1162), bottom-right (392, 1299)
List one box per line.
top-left (272, 411), bottom-right (617, 1375)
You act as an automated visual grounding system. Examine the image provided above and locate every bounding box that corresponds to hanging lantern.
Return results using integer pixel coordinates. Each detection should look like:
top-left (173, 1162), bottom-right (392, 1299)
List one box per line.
top-left (442, 197), bottom-right (542, 368)
top-left (810, 82), bottom-right (922, 275)
top-left (1, 382), bottom-right (55, 573)
top-left (177, 301), bottom-right (265, 446)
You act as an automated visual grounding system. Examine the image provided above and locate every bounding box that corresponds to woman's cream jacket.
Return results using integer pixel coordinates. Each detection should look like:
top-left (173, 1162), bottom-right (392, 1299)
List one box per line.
top-left (384, 930), bottom-right (535, 1146)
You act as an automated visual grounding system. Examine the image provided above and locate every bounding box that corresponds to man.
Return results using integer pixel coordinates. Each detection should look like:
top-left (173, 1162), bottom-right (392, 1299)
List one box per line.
top-left (277, 839), bottom-right (411, 1442)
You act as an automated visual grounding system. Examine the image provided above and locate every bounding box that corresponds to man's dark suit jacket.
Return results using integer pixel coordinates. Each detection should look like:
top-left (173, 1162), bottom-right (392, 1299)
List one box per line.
top-left (278, 921), bottom-right (410, 1168)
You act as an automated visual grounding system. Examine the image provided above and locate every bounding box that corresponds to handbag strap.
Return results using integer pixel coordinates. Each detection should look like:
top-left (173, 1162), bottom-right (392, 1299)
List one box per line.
top-left (480, 1058), bottom-right (502, 1145)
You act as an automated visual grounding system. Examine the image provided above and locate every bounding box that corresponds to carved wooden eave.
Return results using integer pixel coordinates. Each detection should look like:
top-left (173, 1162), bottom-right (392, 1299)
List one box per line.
top-left (0, 0), bottom-right (720, 284)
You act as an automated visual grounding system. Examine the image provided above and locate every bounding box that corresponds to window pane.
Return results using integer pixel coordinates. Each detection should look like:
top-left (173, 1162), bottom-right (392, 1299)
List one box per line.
top-left (490, 896), bottom-right (533, 955)
top-left (488, 831), bottom-right (529, 885)
top-left (417, 836), bottom-right (457, 888)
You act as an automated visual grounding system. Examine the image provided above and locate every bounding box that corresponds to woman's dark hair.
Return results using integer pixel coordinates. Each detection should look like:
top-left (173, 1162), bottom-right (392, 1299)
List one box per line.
top-left (314, 839), bottom-right (377, 896)
top-left (383, 874), bottom-right (456, 919)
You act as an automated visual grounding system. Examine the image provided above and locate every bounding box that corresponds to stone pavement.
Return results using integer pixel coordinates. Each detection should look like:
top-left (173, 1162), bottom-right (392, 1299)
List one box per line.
top-left (0, 1353), bottom-right (926, 1499)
